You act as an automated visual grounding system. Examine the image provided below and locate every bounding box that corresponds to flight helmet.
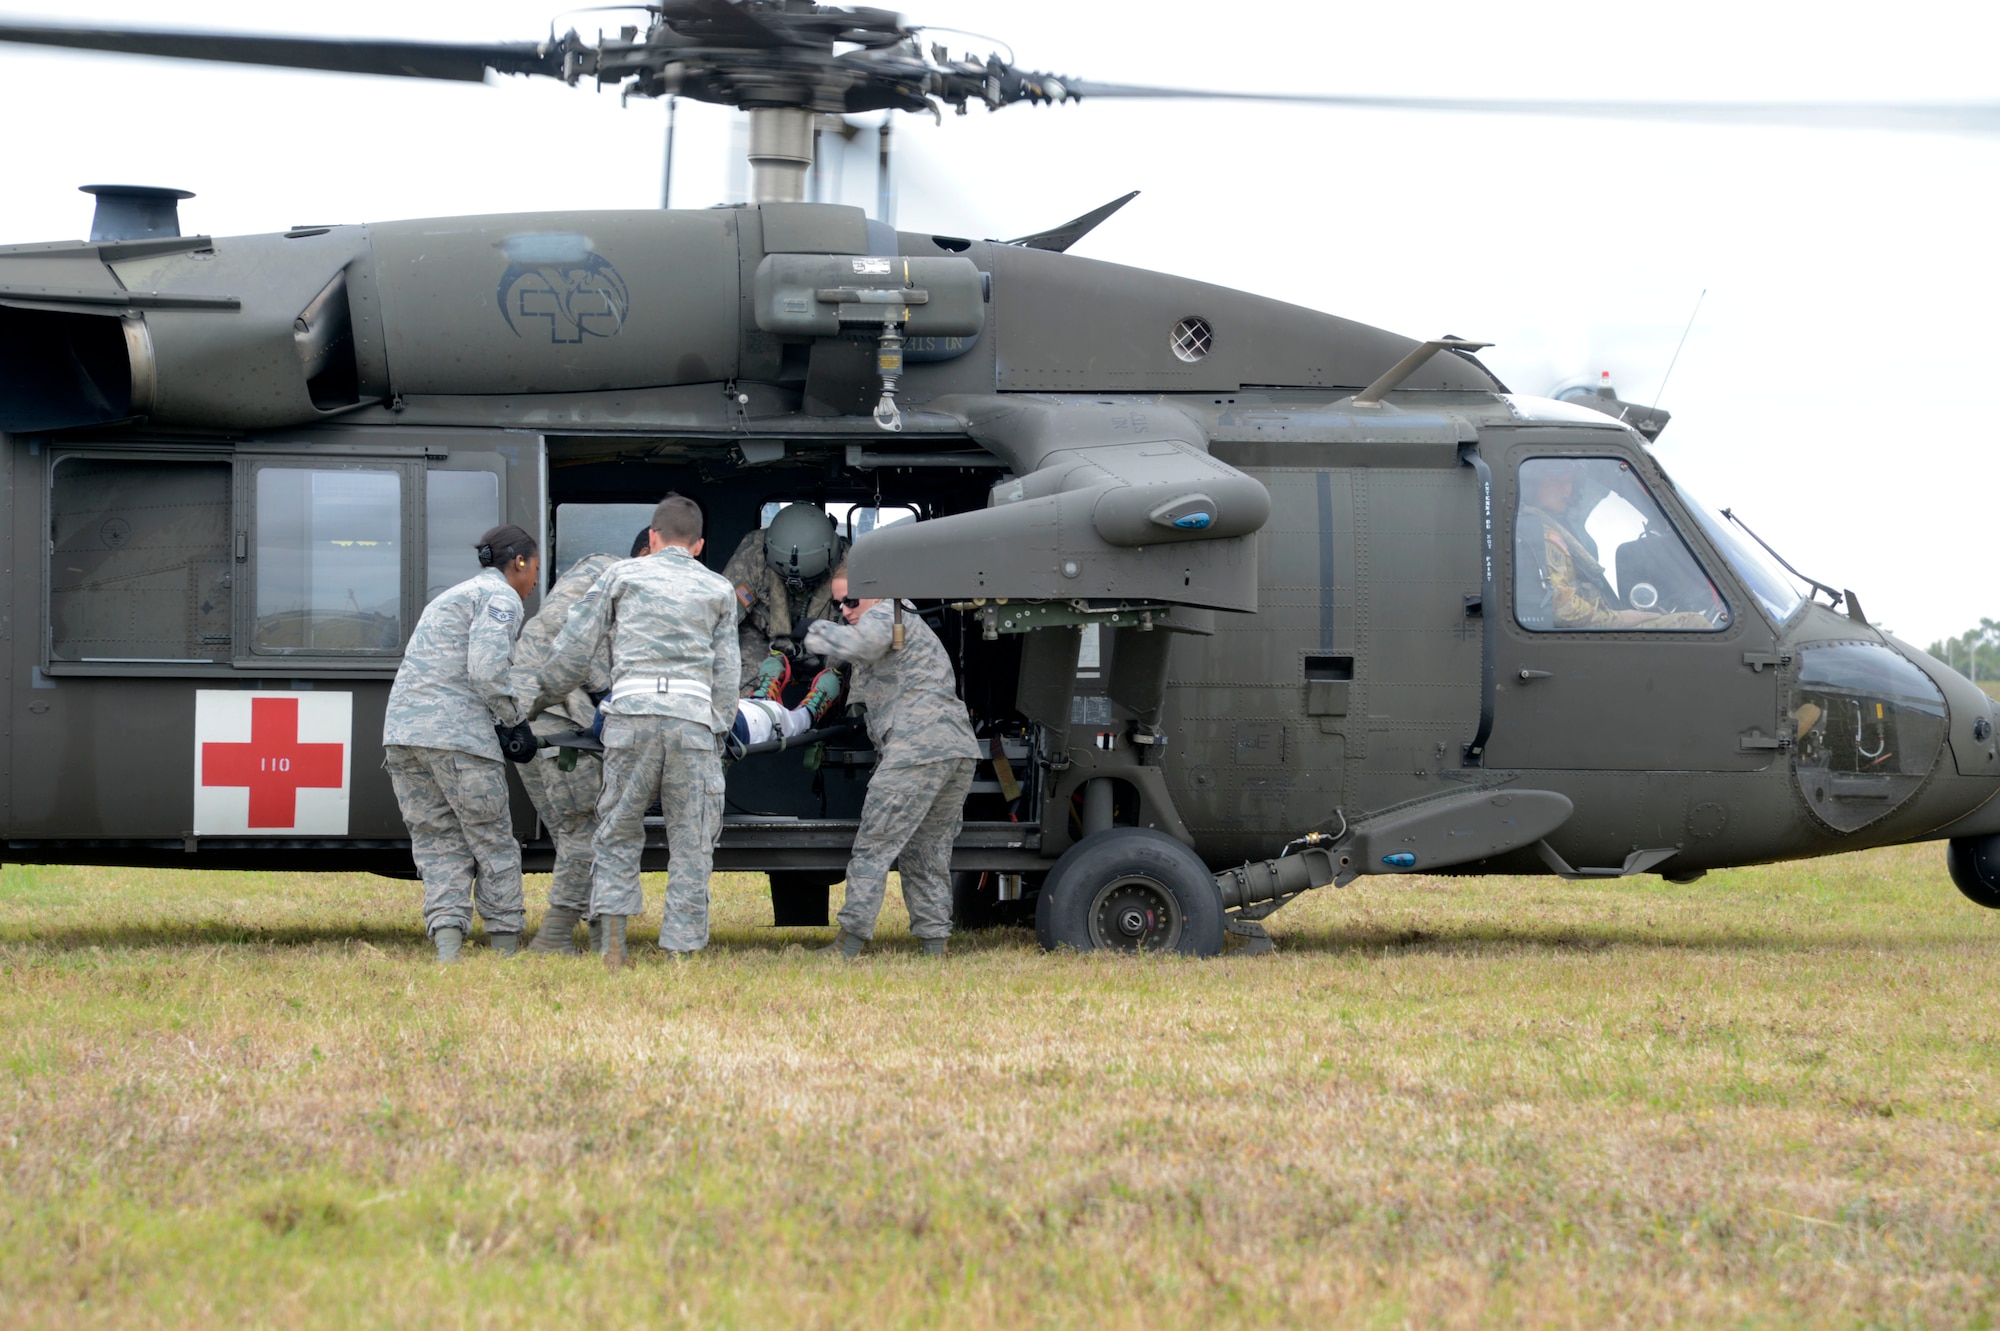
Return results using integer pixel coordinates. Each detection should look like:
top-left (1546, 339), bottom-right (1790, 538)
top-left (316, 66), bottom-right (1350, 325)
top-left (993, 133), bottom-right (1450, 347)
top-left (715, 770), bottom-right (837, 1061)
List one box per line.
top-left (764, 504), bottom-right (838, 588)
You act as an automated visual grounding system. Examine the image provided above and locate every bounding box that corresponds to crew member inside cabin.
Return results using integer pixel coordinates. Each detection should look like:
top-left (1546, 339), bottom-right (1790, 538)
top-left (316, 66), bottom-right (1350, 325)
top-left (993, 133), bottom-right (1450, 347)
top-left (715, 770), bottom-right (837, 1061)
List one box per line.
top-left (723, 502), bottom-right (849, 696)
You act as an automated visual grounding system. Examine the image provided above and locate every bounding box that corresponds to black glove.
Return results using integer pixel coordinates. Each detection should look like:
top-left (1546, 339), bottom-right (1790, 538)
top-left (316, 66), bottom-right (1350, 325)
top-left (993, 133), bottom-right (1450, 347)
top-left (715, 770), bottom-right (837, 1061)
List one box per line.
top-left (496, 720), bottom-right (539, 764)
top-left (791, 615), bottom-right (827, 643)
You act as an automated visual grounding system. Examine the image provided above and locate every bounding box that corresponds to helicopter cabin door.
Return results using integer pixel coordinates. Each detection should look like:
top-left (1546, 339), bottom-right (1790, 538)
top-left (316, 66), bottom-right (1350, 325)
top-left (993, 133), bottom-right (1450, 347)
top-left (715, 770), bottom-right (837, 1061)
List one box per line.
top-left (1482, 441), bottom-right (1780, 772)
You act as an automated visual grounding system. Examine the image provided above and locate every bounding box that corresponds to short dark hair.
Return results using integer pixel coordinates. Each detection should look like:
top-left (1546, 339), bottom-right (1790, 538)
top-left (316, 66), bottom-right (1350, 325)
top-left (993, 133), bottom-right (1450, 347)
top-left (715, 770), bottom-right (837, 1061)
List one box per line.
top-left (630, 526), bottom-right (653, 558)
top-left (475, 524), bottom-right (538, 569)
top-left (651, 493), bottom-right (703, 545)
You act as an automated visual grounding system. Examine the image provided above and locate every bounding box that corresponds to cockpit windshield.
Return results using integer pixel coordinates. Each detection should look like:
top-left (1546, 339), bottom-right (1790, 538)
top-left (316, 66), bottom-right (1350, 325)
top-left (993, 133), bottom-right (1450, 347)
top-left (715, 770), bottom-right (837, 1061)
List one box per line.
top-left (1676, 488), bottom-right (1808, 626)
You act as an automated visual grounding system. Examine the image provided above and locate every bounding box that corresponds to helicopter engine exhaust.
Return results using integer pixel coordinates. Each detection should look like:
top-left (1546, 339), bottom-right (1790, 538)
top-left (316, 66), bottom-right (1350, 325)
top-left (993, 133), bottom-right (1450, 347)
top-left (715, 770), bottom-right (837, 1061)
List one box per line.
top-left (0, 305), bottom-right (138, 433)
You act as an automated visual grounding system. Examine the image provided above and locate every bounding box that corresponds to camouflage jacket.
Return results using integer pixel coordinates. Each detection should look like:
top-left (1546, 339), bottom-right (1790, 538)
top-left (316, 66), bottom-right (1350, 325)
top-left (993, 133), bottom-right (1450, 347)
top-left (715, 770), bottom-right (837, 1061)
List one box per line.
top-left (805, 601), bottom-right (979, 765)
top-left (533, 545), bottom-right (739, 737)
top-left (382, 567), bottom-right (522, 760)
top-left (512, 553), bottom-right (618, 730)
top-left (1527, 507), bottom-right (1709, 632)
top-left (721, 527), bottom-right (847, 691)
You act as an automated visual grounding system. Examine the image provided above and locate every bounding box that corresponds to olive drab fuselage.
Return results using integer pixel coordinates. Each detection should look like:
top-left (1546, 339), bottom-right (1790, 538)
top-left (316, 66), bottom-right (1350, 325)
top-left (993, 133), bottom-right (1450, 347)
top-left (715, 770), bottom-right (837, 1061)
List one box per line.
top-left (3, 202), bottom-right (1996, 893)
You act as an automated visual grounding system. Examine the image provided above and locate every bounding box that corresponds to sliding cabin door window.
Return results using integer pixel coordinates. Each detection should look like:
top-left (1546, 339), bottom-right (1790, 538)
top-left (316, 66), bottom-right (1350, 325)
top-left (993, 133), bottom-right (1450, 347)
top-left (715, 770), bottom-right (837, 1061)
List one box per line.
top-left (48, 455), bottom-right (234, 664)
top-left (424, 457), bottom-right (504, 605)
top-left (243, 459), bottom-right (414, 657)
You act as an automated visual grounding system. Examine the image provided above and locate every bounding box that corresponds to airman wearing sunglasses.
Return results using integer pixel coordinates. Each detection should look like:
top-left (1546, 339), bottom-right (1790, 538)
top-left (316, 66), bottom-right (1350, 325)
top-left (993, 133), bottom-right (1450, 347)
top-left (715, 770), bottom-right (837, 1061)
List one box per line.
top-left (803, 564), bottom-right (980, 958)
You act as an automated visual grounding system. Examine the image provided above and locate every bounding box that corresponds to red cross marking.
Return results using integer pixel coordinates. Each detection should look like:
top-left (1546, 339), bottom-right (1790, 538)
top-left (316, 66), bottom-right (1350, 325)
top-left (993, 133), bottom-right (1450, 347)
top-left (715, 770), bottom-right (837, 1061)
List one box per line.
top-left (201, 696), bottom-right (344, 828)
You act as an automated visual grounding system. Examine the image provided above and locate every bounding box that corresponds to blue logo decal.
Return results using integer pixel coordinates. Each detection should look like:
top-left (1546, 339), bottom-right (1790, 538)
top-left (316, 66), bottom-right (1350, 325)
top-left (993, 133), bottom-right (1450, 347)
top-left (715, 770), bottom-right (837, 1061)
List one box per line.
top-left (498, 233), bottom-right (630, 344)
top-left (1172, 512), bottom-right (1214, 530)
top-left (1382, 852), bottom-right (1417, 869)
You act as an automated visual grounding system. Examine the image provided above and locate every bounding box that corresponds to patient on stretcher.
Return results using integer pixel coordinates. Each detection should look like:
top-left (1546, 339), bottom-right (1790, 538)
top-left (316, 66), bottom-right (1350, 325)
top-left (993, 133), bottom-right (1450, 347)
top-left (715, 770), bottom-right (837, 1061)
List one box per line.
top-left (730, 651), bottom-right (843, 747)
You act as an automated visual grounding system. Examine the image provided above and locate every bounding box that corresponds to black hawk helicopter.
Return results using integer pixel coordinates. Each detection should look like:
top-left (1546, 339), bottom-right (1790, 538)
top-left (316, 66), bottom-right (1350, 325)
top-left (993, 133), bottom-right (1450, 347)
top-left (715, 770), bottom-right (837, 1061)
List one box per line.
top-left (3, 0), bottom-right (1999, 955)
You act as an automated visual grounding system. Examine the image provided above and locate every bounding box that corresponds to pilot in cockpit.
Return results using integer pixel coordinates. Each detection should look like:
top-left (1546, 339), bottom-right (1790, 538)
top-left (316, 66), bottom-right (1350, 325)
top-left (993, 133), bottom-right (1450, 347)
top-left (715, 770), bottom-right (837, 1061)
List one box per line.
top-left (1520, 459), bottom-right (1710, 631)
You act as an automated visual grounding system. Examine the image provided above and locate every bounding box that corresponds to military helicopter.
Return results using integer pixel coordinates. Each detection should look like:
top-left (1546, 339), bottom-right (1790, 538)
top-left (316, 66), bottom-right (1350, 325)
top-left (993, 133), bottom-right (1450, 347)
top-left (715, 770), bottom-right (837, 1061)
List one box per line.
top-left (4, 1), bottom-right (2000, 956)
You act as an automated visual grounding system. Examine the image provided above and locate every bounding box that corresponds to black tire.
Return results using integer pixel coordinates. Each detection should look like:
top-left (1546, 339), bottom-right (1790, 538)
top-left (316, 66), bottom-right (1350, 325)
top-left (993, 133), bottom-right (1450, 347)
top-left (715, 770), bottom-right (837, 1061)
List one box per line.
top-left (1947, 836), bottom-right (2000, 909)
top-left (1034, 828), bottom-right (1225, 957)
top-left (769, 871), bottom-right (837, 927)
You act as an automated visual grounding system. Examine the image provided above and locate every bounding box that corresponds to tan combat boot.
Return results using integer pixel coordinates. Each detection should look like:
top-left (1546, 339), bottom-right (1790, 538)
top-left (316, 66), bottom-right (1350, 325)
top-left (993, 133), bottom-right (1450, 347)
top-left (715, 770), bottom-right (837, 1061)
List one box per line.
top-left (527, 906), bottom-right (583, 954)
top-left (816, 929), bottom-right (866, 960)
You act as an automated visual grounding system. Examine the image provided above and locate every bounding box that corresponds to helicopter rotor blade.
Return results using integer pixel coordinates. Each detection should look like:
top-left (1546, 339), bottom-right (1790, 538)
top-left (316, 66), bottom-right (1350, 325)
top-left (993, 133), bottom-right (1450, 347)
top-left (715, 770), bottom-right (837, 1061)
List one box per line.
top-left (0, 21), bottom-right (563, 82)
top-left (656, 0), bottom-right (790, 49)
top-left (1050, 81), bottom-right (2000, 135)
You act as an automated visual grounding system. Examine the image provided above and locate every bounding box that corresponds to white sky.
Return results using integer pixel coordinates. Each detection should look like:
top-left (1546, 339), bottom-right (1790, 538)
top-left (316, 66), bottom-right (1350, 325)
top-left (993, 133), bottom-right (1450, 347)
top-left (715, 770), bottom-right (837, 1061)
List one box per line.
top-left (1, 1), bottom-right (1995, 646)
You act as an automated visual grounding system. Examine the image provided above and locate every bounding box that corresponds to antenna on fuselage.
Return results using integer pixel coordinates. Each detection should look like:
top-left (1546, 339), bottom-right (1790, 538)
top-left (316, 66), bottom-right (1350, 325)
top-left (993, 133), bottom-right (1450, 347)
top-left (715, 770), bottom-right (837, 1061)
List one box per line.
top-left (1651, 288), bottom-right (1707, 411)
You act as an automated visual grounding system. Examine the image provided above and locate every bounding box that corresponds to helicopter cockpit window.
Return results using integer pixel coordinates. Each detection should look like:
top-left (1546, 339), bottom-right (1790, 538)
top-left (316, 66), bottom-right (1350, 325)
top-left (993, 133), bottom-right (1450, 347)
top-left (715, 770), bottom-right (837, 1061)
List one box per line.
top-left (1514, 456), bottom-right (1727, 633)
top-left (754, 501), bottom-right (917, 540)
top-left (1679, 493), bottom-right (1807, 626)
top-left (1792, 641), bottom-right (1947, 832)
top-left (252, 465), bottom-right (402, 654)
top-left (832, 503), bottom-right (917, 540)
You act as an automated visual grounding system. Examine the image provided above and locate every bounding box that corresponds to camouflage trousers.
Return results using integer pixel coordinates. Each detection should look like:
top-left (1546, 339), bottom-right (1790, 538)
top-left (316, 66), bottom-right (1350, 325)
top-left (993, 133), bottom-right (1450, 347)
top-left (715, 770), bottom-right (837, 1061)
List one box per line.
top-left (384, 744), bottom-right (525, 938)
top-left (839, 757), bottom-right (973, 942)
top-left (592, 715), bottom-right (724, 951)
top-left (517, 715), bottom-right (603, 915)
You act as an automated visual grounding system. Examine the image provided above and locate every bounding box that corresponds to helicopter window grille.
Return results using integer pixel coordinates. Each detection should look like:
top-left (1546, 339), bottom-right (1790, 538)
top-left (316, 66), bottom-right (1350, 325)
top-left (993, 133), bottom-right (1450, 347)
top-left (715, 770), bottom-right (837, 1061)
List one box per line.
top-left (48, 457), bottom-right (232, 663)
top-left (1170, 317), bottom-right (1212, 363)
top-left (1513, 456), bottom-right (1726, 634)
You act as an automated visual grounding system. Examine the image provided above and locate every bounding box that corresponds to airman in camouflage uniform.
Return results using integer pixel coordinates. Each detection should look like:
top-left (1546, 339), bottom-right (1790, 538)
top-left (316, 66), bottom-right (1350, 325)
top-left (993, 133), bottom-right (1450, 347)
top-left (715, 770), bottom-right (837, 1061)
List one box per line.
top-left (721, 503), bottom-right (848, 695)
top-left (804, 567), bottom-right (979, 958)
top-left (529, 495), bottom-right (738, 967)
top-left (383, 525), bottom-right (538, 962)
top-left (513, 552), bottom-right (619, 954)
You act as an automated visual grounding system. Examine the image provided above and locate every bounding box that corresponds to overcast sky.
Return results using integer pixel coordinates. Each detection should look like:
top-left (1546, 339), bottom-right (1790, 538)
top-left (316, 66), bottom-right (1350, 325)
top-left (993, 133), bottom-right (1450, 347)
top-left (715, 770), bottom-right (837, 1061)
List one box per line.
top-left (2, 1), bottom-right (1995, 647)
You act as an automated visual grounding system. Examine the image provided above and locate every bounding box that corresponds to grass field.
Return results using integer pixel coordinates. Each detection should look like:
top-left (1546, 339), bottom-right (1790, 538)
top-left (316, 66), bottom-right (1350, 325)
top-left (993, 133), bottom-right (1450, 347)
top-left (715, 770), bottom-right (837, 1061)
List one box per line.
top-left (4, 845), bottom-right (1999, 1328)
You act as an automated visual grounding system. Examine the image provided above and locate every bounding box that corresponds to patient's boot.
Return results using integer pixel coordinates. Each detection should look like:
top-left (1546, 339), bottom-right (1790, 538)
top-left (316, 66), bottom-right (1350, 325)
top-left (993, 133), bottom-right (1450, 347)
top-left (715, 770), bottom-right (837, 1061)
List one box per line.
top-left (433, 926), bottom-right (464, 965)
top-left (490, 932), bottom-right (522, 958)
top-left (802, 667), bottom-right (844, 725)
top-left (528, 906), bottom-right (583, 954)
top-left (601, 915), bottom-right (628, 972)
top-left (754, 649), bottom-right (791, 702)
top-left (588, 916), bottom-right (605, 955)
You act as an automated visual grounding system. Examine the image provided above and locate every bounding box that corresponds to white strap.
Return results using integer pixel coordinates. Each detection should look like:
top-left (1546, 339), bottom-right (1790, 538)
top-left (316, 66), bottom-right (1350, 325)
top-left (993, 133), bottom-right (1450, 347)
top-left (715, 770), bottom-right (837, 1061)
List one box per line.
top-left (608, 676), bottom-right (712, 705)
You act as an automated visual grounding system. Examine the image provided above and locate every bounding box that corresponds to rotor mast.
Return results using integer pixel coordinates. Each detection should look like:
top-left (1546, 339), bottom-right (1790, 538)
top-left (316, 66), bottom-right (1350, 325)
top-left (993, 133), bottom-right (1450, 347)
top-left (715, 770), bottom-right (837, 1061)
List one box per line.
top-left (747, 107), bottom-right (815, 203)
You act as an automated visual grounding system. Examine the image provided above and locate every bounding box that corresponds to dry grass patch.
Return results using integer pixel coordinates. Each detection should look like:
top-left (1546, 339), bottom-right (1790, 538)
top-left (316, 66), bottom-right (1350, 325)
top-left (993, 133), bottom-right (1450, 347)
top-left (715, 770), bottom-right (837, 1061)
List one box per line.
top-left (2, 844), bottom-right (1999, 1327)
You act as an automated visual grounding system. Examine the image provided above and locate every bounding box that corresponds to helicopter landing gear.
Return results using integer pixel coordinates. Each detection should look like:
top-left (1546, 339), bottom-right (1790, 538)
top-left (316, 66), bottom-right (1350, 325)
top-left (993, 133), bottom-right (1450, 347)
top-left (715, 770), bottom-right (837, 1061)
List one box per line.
top-left (950, 871), bottom-right (1038, 931)
top-left (1947, 835), bottom-right (2000, 909)
top-left (769, 870), bottom-right (838, 927)
top-left (1034, 828), bottom-right (1225, 957)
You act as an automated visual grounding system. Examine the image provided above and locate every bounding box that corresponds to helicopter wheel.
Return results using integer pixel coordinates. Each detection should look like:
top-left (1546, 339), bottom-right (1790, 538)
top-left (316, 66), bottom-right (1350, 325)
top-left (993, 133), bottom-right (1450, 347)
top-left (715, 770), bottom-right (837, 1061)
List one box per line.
top-left (1947, 836), bottom-right (2000, 909)
top-left (1034, 828), bottom-right (1224, 957)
